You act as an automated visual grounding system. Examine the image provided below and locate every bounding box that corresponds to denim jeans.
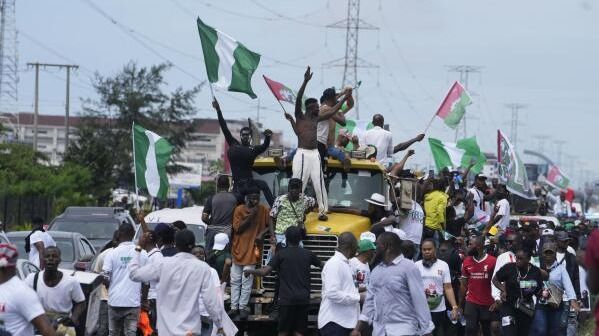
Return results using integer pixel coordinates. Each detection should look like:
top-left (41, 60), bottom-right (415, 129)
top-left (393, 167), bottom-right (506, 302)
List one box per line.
top-left (230, 263), bottom-right (255, 311)
top-left (327, 147), bottom-right (347, 161)
top-left (108, 306), bottom-right (139, 336)
top-left (530, 303), bottom-right (567, 336)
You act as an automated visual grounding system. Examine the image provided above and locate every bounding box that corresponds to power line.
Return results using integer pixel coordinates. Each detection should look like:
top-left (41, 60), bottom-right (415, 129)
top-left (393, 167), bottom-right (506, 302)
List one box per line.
top-left (249, 0), bottom-right (327, 28)
top-left (79, 0), bottom-right (204, 83)
top-left (504, 103), bottom-right (527, 148)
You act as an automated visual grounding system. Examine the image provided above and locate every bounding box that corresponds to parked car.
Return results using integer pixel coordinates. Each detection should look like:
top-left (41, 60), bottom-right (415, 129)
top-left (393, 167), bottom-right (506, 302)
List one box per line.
top-left (134, 206), bottom-right (207, 246)
top-left (49, 206), bottom-right (136, 251)
top-left (6, 231), bottom-right (97, 271)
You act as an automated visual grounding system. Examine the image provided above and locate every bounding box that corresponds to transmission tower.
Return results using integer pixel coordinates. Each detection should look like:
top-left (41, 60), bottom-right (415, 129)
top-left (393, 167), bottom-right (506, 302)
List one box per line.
top-left (446, 65), bottom-right (482, 140)
top-left (505, 103), bottom-right (527, 148)
top-left (324, 0), bottom-right (378, 119)
top-left (0, 0), bottom-right (18, 115)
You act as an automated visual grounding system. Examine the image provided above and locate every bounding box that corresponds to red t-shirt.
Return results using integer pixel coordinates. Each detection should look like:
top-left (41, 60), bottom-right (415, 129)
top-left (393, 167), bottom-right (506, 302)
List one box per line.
top-left (584, 230), bottom-right (599, 336)
top-left (462, 254), bottom-right (497, 306)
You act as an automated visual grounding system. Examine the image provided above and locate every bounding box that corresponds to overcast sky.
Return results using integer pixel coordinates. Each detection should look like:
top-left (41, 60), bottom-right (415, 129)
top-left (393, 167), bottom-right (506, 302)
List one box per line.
top-left (16, 0), bottom-right (599, 185)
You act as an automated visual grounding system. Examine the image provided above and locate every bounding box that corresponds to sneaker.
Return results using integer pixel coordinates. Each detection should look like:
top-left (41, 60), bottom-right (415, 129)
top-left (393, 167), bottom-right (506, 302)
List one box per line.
top-left (228, 309), bottom-right (239, 318)
top-left (318, 214), bottom-right (328, 221)
top-left (239, 308), bottom-right (250, 320)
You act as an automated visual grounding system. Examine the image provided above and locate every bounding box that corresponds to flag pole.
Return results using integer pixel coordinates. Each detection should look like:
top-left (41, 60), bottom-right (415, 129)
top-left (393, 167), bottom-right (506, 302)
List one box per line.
top-left (422, 114), bottom-right (437, 134)
top-left (132, 122), bottom-right (140, 210)
top-left (208, 83), bottom-right (215, 100)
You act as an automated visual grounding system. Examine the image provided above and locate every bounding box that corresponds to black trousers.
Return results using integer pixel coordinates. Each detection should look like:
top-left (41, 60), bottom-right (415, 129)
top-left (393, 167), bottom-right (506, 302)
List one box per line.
top-left (320, 322), bottom-right (353, 336)
top-left (233, 178), bottom-right (275, 205)
top-left (499, 304), bottom-right (533, 336)
top-left (432, 311), bottom-right (450, 336)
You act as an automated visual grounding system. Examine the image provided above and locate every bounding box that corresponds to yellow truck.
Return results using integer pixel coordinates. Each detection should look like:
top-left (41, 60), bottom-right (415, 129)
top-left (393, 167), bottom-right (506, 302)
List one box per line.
top-left (239, 153), bottom-right (392, 333)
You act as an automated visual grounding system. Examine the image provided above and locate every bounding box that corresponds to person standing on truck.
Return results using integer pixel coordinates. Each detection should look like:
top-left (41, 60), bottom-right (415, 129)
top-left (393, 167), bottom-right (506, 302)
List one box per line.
top-left (245, 226), bottom-right (323, 336)
top-left (202, 175), bottom-right (238, 252)
top-left (317, 87), bottom-right (353, 171)
top-left (318, 232), bottom-right (360, 336)
top-left (291, 66), bottom-right (350, 221)
top-left (229, 188), bottom-right (274, 320)
top-left (212, 98), bottom-right (275, 205)
top-left (424, 179), bottom-right (449, 246)
top-left (270, 178), bottom-right (316, 249)
top-left (352, 232), bottom-right (434, 336)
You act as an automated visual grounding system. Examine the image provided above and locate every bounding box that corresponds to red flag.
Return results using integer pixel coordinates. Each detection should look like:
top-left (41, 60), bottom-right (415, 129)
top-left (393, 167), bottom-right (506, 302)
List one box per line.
top-left (263, 75), bottom-right (297, 104)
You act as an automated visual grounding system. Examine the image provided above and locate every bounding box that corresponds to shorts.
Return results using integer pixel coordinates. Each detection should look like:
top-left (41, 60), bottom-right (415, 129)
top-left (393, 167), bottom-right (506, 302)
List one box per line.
top-left (464, 301), bottom-right (500, 325)
top-left (279, 304), bottom-right (308, 333)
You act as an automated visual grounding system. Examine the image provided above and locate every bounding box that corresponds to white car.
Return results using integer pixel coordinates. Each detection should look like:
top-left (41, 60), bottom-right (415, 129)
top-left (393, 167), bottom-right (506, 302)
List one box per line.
top-left (134, 206), bottom-right (207, 246)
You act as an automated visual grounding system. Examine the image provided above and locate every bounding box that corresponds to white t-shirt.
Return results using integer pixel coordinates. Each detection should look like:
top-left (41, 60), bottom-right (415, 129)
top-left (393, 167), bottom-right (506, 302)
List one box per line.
top-left (349, 257), bottom-right (371, 290)
top-left (28, 231), bottom-right (56, 268)
top-left (415, 259), bottom-right (451, 312)
top-left (495, 199), bottom-right (510, 230)
top-left (398, 201), bottom-right (424, 245)
top-left (0, 276), bottom-right (45, 336)
top-left (147, 248), bottom-right (164, 300)
top-left (102, 241), bottom-right (148, 307)
top-left (363, 126), bottom-right (393, 162)
top-left (198, 267), bottom-right (220, 317)
top-left (25, 270), bottom-right (85, 314)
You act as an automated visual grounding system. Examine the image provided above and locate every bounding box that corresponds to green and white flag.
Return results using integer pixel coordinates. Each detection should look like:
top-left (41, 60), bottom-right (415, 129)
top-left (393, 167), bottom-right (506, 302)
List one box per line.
top-left (428, 137), bottom-right (486, 173)
top-left (197, 18), bottom-right (261, 98)
top-left (133, 124), bottom-right (173, 200)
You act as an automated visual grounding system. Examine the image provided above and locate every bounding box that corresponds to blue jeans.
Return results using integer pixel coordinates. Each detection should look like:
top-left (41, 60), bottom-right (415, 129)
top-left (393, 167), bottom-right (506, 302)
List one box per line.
top-left (530, 303), bottom-right (568, 336)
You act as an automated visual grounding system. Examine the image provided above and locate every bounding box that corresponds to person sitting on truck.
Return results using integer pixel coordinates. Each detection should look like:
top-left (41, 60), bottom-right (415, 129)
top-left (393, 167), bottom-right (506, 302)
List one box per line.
top-left (245, 226), bottom-right (323, 336)
top-left (317, 87), bottom-right (353, 172)
top-left (202, 175), bottom-right (238, 252)
top-left (212, 97), bottom-right (275, 206)
top-left (290, 66), bottom-right (350, 221)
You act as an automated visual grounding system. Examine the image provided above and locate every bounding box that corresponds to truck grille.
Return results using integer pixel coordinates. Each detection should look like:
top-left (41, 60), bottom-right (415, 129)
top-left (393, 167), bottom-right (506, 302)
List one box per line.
top-left (261, 234), bottom-right (338, 293)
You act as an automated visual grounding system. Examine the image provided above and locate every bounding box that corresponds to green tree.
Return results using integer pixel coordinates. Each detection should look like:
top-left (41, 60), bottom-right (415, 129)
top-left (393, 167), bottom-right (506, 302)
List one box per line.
top-left (64, 61), bottom-right (203, 203)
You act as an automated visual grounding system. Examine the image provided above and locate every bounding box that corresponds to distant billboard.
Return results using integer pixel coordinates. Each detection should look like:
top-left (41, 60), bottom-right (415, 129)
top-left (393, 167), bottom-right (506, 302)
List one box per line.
top-left (169, 162), bottom-right (203, 189)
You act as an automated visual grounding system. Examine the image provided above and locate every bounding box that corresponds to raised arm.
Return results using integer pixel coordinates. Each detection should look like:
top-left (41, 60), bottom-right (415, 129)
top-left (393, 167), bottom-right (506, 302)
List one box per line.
top-left (295, 67), bottom-right (312, 119)
top-left (393, 134), bottom-right (425, 154)
top-left (253, 129), bottom-right (272, 155)
top-left (213, 98), bottom-right (238, 146)
top-left (388, 150), bottom-right (415, 175)
top-left (318, 95), bottom-right (348, 121)
top-left (339, 87), bottom-right (354, 113)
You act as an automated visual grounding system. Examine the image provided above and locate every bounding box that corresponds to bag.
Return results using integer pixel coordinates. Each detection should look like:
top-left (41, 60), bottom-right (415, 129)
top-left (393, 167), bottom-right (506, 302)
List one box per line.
top-left (546, 282), bottom-right (564, 308)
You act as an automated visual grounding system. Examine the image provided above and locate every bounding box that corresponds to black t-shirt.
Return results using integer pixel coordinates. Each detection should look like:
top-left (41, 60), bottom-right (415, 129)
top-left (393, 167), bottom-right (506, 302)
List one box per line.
top-left (268, 246), bottom-right (321, 305)
top-left (495, 262), bottom-right (543, 305)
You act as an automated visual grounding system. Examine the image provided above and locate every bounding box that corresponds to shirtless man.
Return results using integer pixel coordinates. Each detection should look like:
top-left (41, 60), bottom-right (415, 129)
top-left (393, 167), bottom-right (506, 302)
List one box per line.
top-left (317, 87), bottom-right (354, 170)
top-left (292, 67), bottom-right (349, 221)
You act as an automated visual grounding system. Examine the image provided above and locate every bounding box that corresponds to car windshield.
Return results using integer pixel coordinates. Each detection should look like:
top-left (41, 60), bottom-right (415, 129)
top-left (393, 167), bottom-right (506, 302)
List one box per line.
top-left (51, 220), bottom-right (117, 239)
top-left (10, 237), bottom-right (75, 262)
top-left (253, 167), bottom-right (384, 213)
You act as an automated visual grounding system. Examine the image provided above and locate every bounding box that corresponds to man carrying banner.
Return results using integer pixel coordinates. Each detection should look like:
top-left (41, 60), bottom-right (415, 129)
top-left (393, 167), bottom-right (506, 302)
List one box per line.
top-left (212, 98), bottom-right (275, 205)
top-left (292, 67), bottom-right (350, 221)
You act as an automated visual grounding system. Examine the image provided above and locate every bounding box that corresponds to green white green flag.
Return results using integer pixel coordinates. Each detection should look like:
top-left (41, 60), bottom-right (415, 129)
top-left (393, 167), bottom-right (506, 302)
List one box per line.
top-left (197, 18), bottom-right (261, 98)
top-left (133, 124), bottom-right (173, 200)
top-left (428, 137), bottom-right (486, 173)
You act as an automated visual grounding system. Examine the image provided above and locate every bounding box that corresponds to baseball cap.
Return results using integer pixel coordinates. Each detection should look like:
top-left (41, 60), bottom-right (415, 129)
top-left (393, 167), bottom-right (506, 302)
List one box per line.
top-left (0, 243), bottom-right (18, 268)
top-left (212, 233), bottom-right (230, 251)
top-left (358, 239), bottom-right (376, 253)
top-left (541, 228), bottom-right (555, 236)
top-left (555, 231), bottom-right (570, 241)
top-left (475, 173), bottom-right (488, 180)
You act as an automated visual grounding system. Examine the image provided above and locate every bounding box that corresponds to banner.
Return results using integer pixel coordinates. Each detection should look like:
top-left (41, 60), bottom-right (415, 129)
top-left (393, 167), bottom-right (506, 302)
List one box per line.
top-left (497, 130), bottom-right (536, 199)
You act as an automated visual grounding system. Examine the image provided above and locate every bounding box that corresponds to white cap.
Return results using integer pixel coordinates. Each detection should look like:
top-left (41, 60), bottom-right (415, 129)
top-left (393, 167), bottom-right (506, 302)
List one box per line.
top-left (212, 233), bottom-right (230, 251)
top-left (360, 231), bottom-right (376, 243)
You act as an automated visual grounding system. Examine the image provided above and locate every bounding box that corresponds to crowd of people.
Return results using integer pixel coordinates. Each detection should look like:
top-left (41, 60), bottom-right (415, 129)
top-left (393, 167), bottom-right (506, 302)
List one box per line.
top-left (0, 66), bottom-right (598, 336)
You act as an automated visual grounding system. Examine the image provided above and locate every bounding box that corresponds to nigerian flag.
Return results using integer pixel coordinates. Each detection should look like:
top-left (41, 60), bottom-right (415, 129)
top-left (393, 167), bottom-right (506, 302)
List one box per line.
top-left (428, 137), bottom-right (486, 173)
top-left (133, 124), bottom-right (173, 200)
top-left (197, 18), bottom-right (261, 98)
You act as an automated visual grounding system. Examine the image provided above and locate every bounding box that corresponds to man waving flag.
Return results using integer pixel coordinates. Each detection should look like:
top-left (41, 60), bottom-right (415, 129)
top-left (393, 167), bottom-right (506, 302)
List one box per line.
top-left (197, 18), bottom-right (261, 98)
top-left (133, 124), bottom-right (173, 200)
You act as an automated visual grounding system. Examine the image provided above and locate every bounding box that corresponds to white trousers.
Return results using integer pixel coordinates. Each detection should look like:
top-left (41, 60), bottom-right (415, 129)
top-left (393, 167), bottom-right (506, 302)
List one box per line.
top-left (292, 148), bottom-right (328, 215)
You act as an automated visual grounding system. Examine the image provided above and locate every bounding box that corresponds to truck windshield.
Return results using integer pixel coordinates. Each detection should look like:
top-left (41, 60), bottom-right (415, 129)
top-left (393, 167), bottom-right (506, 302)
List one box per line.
top-left (253, 168), bottom-right (384, 213)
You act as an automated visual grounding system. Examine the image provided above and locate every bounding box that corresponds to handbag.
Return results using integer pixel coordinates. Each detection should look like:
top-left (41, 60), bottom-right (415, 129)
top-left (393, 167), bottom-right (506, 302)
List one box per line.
top-left (545, 282), bottom-right (564, 308)
top-left (514, 267), bottom-right (536, 317)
